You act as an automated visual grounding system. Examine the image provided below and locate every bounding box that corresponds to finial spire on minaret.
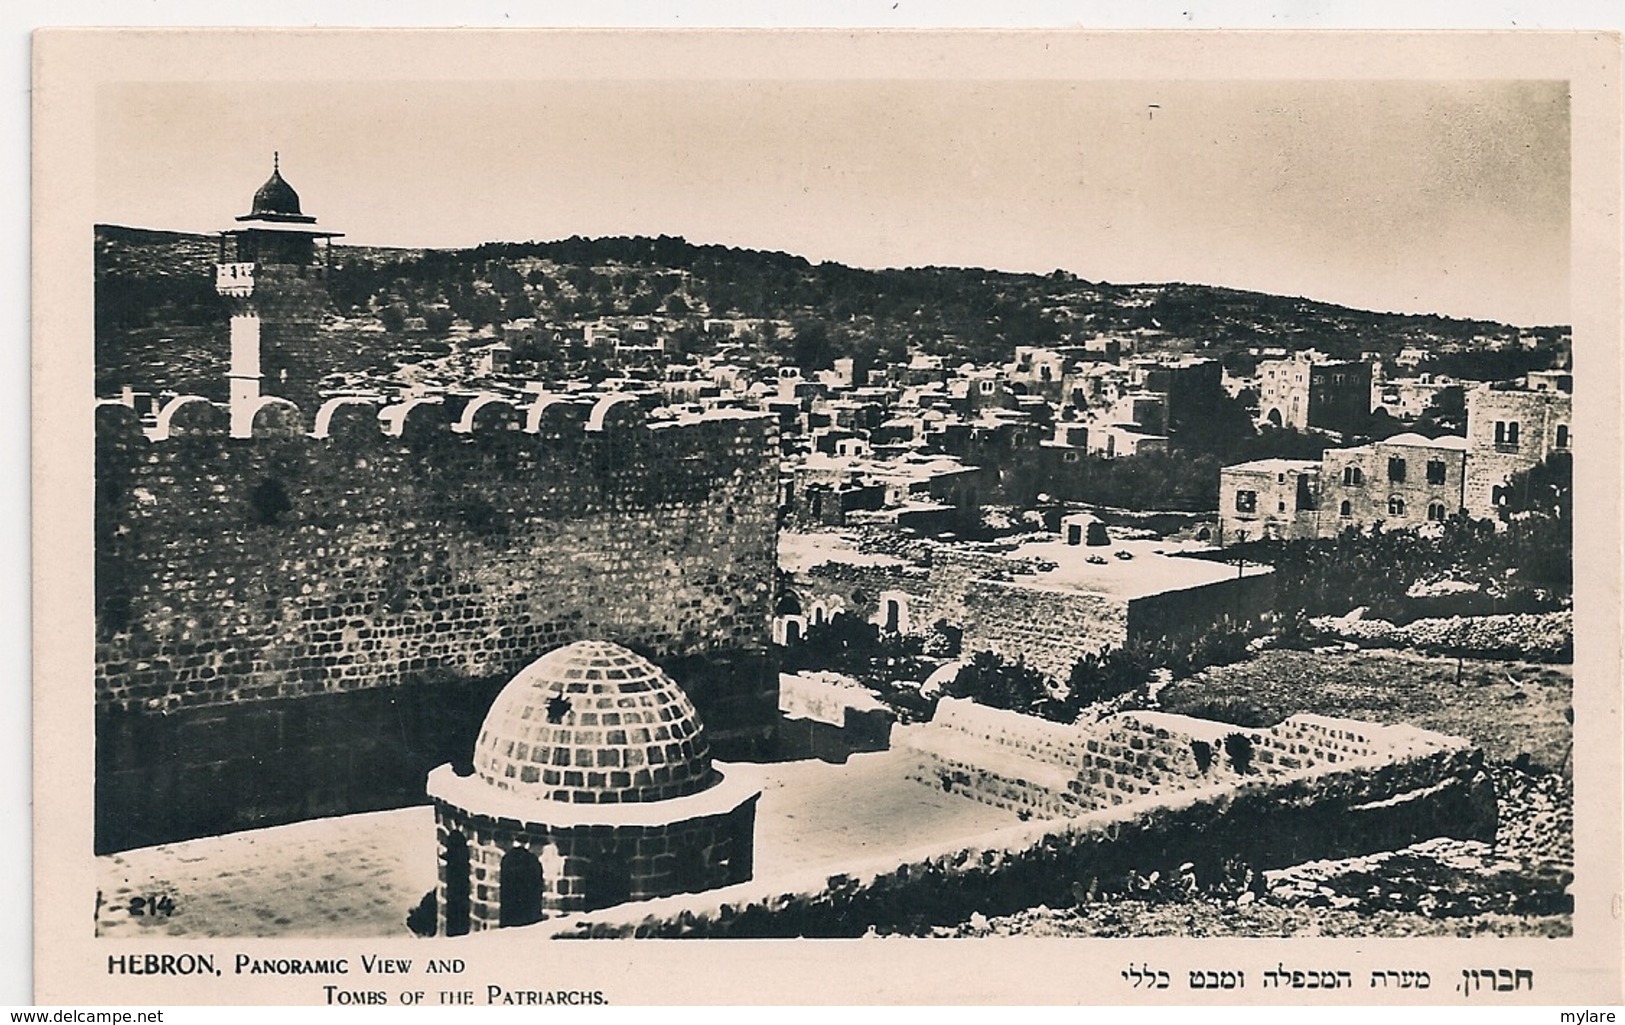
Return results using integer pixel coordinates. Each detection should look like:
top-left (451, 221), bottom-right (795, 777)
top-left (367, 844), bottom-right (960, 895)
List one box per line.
top-left (273, 151), bottom-right (280, 173)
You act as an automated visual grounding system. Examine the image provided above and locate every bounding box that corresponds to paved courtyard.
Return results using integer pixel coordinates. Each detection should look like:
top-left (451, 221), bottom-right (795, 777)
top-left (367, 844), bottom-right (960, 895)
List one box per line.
top-left (96, 751), bottom-right (1018, 938)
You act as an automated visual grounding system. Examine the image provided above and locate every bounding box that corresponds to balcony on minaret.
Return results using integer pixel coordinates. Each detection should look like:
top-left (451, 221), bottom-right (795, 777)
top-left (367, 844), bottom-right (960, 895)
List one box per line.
top-left (216, 262), bottom-right (256, 297)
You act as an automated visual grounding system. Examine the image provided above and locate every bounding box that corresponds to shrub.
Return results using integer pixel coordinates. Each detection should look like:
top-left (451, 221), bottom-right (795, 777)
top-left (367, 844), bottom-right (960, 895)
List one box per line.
top-left (1190, 739), bottom-right (1214, 774)
top-left (1223, 732), bottom-right (1255, 774)
top-left (943, 650), bottom-right (1054, 717)
top-left (1063, 645), bottom-right (1155, 710)
top-left (406, 890), bottom-right (436, 937)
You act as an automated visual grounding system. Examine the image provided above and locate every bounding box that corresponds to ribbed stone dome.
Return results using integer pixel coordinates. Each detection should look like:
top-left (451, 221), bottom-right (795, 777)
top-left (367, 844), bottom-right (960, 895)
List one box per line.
top-left (472, 641), bottom-right (716, 804)
top-left (251, 164), bottom-right (303, 217)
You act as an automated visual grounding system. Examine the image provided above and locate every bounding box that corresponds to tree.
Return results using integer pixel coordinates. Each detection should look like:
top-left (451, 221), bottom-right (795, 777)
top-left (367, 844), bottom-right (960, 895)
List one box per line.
top-left (501, 289), bottom-right (535, 321)
top-left (377, 304), bottom-right (408, 333)
top-left (1501, 452), bottom-right (1572, 522)
top-left (790, 320), bottom-right (836, 371)
top-left (942, 650), bottom-right (1053, 717)
top-left (1223, 732), bottom-right (1255, 774)
top-left (423, 307), bottom-right (455, 334)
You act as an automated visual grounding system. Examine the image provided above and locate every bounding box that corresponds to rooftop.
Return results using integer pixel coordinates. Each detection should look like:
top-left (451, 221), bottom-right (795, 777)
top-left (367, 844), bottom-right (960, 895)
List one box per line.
top-left (1005, 537), bottom-right (1272, 601)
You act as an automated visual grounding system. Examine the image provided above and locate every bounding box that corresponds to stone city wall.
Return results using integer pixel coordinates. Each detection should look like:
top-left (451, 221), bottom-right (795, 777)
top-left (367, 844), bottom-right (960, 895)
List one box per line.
top-left (93, 398), bottom-right (780, 851)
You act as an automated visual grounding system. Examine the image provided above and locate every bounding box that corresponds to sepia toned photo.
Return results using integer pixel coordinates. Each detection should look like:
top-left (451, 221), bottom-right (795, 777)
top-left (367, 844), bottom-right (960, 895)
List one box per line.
top-left (32, 29), bottom-right (1624, 1005)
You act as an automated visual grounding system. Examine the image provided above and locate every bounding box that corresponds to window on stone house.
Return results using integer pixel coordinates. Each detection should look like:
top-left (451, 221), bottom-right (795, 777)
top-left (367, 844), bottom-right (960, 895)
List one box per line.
top-left (1426, 460), bottom-right (1447, 485)
top-left (1277, 500), bottom-right (1286, 513)
top-left (1388, 457), bottom-right (1406, 483)
top-left (1235, 490), bottom-right (1257, 513)
top-left (1427, 501), bottom-right (1446, 522)
top-left (1343, 466), bottom-right (1364, 486)
top-left (1508, 421), bottom-right (1520, 445)
top-left (1387, 496), bottom-right (1406, 517)
top-left (1557, 424), bottom-right (1570, 448)
top-left (1339, 500), bottom-right (1352, 517)
top-left (1495, 421), bottom-right (1506, 445)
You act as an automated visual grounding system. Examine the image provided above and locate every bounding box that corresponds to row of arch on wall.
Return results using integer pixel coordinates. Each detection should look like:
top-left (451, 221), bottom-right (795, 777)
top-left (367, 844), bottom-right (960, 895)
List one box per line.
top-left (772, 591), bottom-right (841, 645)
top-left (106, 390), bottom-right (655, 443)
top-left (772, 589), bottom-right (913, 644)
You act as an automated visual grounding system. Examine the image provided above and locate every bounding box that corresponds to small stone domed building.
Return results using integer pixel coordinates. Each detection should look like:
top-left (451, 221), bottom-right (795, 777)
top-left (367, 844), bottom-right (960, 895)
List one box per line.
top-left (426, 641), bottom-right (760, 934)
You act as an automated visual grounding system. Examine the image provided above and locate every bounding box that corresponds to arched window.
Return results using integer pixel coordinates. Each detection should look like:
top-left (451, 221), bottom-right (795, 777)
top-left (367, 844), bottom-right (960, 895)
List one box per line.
top-left (1557, 424), bottom-right (1570, 448)
top-left (1427, 501), bottom-right (1446, 522)
top-left (1339, 500), bottom-right (1352, 517)
top-left (1343, 466), bottom-right (1364, 487)
top-left (1387, 496), bottom-right (1406, 517)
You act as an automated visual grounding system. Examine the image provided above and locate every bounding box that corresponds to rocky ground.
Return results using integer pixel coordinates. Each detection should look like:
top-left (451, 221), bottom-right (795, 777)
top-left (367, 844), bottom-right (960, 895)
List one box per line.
top-left (939, 765), bottom-right (1572, 939)
top-left (937, 647), bottom-right (1574, 939)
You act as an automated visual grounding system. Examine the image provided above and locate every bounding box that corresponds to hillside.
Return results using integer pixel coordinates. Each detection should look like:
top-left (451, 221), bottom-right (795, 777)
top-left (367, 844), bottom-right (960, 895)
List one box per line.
top-left (94, 225), bottom-right (1567, 396)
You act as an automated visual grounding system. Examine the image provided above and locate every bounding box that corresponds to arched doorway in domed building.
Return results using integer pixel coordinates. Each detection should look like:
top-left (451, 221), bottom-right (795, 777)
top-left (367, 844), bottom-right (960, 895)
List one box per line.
top-left (442, 832), bottom-right (471, 937)
top-left (499, 848), bottom-right (543, 927)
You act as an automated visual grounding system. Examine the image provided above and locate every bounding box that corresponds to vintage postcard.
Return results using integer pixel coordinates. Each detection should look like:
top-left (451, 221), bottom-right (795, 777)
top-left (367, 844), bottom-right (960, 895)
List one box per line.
top-left (31, 29), bottom-right (1624, 1005)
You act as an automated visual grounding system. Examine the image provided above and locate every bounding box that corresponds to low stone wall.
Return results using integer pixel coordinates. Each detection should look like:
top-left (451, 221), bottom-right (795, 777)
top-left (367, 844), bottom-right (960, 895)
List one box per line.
top-left (775, 672), bottom-right (895, 763)
top-left (523, 710), bottom-right (1494, 939)
top-left (894, 701), bottom-right (1409, 822)
top-left (1309, 611), bottom-right (1573, 662)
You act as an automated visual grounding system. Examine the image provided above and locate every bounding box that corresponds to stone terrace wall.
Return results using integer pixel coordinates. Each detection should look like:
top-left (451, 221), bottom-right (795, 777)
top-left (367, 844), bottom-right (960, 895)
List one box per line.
top-left (961, 581), bottom-right (1130, 679)
top-left (897, 701), bottom-right (1392, 822)
top-left (540, 728), bottom-right (1496, 938)
top-left (93, 398), bottom-right (780, 851)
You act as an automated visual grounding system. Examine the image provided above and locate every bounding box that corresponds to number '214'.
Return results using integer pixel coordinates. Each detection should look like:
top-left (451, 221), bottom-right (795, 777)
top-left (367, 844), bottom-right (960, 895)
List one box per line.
top-left (128, 894), bottom-right (176, 917)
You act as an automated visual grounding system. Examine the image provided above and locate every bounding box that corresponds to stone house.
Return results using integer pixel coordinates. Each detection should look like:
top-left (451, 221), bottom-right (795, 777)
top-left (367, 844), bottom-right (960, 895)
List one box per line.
top-left (1217, 458), bottom-right (1323, 543)
top-left (1319, 433), bottom-right (1468, 532)
top-left (1463, 375), bottom-right (1573, 518)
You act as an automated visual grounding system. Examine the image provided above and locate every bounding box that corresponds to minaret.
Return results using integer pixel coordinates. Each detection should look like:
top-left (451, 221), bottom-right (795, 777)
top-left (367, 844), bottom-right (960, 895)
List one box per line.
top-left (216, 154), bottom-right (343, 436)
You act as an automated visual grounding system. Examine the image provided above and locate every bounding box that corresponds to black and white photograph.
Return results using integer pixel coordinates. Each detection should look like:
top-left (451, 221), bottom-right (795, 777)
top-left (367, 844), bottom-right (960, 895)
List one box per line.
top-left (30, 28), bottom-right (1624, 1006)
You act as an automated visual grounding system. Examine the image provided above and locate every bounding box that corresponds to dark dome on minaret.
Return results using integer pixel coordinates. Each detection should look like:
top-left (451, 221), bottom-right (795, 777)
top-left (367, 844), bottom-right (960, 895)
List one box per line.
top-left (239, 153), bottom-right (317, 224)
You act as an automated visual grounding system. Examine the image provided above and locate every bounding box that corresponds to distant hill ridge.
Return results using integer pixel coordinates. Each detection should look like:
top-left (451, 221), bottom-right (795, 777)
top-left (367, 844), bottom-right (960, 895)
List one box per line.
top-left (94, 223), bottom-right (1565, 399)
